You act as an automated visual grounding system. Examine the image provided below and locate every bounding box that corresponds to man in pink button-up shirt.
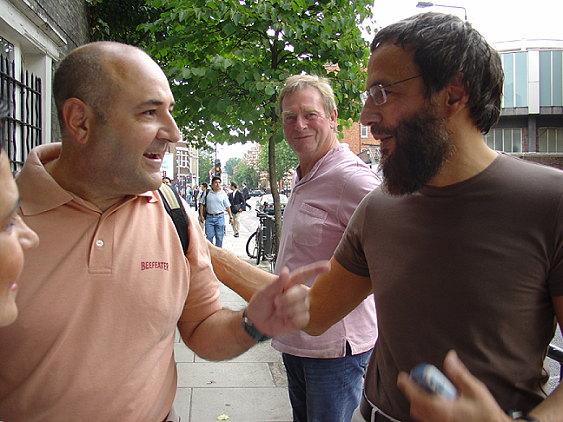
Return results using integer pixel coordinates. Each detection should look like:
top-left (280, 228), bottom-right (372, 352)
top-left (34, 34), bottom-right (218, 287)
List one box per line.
top-left (211, 74), bottom-right (380, 422)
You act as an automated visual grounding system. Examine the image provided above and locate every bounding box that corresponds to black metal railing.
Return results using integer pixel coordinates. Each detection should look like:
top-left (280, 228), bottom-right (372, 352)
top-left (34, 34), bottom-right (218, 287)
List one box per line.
top-left (1, 53), bottom-right (42, 174)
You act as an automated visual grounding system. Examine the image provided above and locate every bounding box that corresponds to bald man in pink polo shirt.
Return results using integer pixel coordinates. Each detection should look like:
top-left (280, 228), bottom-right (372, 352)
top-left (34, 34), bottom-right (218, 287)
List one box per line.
top-left (0, 42), bottom-right (327, 422)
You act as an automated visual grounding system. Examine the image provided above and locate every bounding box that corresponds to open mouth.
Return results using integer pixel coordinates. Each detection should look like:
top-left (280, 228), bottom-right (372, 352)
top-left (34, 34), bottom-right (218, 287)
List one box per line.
top-left (143, 152), bottom-right (162, 160)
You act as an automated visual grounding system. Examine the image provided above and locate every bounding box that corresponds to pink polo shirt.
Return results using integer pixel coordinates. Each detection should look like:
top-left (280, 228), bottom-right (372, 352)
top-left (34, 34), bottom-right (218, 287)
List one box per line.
top-left (272, 144), bottom-right (380, 358)
top-left (0, 143), bottom-right (222, 422)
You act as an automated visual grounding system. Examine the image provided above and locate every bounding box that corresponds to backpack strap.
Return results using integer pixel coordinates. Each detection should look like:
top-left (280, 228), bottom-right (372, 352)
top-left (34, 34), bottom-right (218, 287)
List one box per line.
top-left (158, 184), bottom-right (189, 255)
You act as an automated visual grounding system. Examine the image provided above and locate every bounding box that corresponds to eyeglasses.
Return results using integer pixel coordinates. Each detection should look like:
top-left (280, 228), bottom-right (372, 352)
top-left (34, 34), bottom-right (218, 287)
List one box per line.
top-left (282, 111), bottom-right (325, 125)
top-left (361, 75), bottom-right (422, 106)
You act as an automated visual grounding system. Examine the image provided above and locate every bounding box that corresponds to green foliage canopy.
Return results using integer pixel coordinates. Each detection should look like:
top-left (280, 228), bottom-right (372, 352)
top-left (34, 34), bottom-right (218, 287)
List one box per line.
top-left (232, 161), bottom-right (260, 188)
top-left (258, 140), bottom-right (298, 182)
top-left (142, 0), bottom-right (374, 147)
top-left (224, 157), bottom-right (242, 176)
top-left (197, 149), bottom-right (214, 183)
top-left (86, 0), bottom-right (163, 46)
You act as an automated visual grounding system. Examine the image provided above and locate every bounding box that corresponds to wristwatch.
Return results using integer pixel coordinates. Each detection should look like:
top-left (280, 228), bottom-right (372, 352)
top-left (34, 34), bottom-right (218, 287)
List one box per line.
top-left (241, 308), bottom-right (270, 342)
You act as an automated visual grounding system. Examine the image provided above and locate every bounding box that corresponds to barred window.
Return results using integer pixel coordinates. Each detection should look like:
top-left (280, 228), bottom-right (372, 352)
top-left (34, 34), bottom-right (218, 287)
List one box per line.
top-left (0, 36), bottom-right (42, 173)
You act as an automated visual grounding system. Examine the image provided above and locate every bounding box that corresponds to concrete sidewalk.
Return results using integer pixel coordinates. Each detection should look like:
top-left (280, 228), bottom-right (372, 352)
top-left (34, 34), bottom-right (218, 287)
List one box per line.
top-left (172, 216), bottom-right (291, 422)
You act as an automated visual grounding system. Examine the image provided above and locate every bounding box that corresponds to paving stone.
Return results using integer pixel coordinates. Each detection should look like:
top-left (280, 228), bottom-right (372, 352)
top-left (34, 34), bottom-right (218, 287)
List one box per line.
top-left (190, 387), bottom-right (292, 422)
top-left (177, 362), bottom-right (275, 388)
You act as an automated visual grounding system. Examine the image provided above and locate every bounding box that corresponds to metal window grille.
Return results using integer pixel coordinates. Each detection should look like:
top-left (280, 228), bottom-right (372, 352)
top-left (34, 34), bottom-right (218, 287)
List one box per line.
top-left (1, 50), bottom-right (42, 174)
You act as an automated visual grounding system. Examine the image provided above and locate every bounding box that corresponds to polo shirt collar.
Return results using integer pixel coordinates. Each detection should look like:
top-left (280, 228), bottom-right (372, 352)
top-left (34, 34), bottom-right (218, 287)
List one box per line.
top-left (294, 143), bottom-right (348, 186)
top-left (17, 143), bottom-right (155, 216)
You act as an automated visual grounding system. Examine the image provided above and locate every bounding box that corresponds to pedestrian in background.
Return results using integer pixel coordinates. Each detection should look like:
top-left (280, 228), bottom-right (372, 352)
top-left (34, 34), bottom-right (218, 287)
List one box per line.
top-left (200, 176), bottom-right (233, 247)
top-left (191, 184), bottom-right (199, 209)
top-left (228, 181), bottom-right (245, 238)
top-left (242, 182), bottom-right (251, 210)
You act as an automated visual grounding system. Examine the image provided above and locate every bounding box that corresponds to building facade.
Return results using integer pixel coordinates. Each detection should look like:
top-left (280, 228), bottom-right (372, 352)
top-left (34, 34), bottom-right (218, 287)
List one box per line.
top-left (0, 0), bottom-right (89, 172)
top-left (487, 39), bottom-right (563, 169)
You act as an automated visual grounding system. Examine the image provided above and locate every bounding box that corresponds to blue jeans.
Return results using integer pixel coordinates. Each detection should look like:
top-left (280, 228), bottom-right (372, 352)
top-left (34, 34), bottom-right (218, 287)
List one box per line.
top-left (205, 214), bottom-right (225, 247)
top-left (282, 347), bottom-right (372, 422)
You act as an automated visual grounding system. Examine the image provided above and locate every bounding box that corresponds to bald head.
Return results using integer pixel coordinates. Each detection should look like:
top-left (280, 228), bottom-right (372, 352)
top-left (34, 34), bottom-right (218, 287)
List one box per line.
top-left (53, 41), bottom-right (156, 128)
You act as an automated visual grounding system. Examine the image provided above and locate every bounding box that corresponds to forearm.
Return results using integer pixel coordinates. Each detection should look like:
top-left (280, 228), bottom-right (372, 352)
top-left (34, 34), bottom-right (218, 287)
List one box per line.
top-left (527, 382), bottom-right (563, 422)
top-left (209, 243), bottom-right (275, 301)
top-left (178, 308), bottom-right (257, 361)
top-left (305, 257), bottom-right (372, 336)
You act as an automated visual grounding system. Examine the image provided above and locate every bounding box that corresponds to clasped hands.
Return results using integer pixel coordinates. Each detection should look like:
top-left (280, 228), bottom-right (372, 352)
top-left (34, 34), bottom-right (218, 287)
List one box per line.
top-left (244, 260), bottom-right (330, 338)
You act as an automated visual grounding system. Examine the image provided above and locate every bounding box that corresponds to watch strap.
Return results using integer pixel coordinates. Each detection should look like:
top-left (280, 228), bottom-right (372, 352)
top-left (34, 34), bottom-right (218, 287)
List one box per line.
top-left (241, 308), bottom-right (270, 342)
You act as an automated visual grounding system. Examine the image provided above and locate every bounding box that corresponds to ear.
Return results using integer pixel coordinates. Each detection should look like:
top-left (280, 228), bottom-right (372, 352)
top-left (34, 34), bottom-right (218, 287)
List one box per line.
top-left (445, 73), bottom-right (469, 117)
top-left (61, 98), bottom-right (92, 145)
top-left (329, 108), bottom-right (338, 130)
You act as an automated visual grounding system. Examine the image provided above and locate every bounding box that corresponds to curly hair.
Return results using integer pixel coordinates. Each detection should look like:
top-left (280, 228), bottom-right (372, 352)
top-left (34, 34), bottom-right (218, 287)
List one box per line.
top-left (371, 12), bottom-right (503, 134)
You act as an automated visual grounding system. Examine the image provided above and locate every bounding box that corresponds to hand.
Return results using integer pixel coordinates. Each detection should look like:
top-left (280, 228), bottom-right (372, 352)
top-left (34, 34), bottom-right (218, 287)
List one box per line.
top-left (246, 260), bottom-right (330, 337)
top-left (397, 350), bottom-right (511, 422)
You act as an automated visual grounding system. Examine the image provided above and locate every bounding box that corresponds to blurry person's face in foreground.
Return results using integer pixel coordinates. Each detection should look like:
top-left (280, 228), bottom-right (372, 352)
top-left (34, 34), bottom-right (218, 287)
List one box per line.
top-left (0, 153), bottom-right (39, 326)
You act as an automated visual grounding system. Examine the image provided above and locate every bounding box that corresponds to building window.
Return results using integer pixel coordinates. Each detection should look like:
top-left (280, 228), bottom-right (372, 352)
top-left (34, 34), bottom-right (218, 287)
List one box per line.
top-left (176, 148), bottom-right (189, 168)
top-left (538, 128), bottom-right (563, 153)
top-left (485, 128), bottom-right (522, 153)
top-left (0, 36), bottom-right (42, 173)
top-left (360, 124), bottom-right (368, 138)
top-left (540, 50), bottom-right (563, 107)
top-left (501, 51), bottom-right (528, 108)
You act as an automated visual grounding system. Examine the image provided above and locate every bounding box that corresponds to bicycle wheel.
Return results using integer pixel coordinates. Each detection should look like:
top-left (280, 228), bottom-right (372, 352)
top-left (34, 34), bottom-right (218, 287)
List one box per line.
top-left (246, 231), bottom-right (258, 259)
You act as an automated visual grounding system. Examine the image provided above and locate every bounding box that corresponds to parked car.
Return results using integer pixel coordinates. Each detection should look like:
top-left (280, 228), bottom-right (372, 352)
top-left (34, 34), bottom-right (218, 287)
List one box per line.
top-left (249, 189), bottom-right (266, 197)
top-left (256, 194), bottom-right (288, 215)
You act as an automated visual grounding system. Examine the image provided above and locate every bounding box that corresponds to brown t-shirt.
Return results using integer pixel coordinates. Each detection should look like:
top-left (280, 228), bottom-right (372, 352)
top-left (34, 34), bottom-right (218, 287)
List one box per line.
top-left (335, 154), bottom-right (563, 421)
top-left (0, 143), bottom-right (222, 422)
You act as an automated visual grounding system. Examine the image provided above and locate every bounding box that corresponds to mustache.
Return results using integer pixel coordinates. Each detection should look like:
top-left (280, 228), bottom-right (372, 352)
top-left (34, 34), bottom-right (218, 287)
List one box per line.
top-left (370, 125), bottom-right (395, 138)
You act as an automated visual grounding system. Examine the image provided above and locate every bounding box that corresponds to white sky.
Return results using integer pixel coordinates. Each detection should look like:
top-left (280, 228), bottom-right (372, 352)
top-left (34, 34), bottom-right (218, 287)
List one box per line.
top-left (216, 0), bottom-right (563, 163)
top-left (369, 0), bottom-right (563, 43)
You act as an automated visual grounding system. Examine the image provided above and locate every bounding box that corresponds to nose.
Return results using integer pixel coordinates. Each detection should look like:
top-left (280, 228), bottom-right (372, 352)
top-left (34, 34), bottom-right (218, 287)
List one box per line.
top-left (360, 99), bottom-right (383, 128)
top-left (160, 111), bottom-right (181, 144)
top-left (294, 115), bottom-right (308, 130)
top-left (16, 216), bottom-right (39, 250)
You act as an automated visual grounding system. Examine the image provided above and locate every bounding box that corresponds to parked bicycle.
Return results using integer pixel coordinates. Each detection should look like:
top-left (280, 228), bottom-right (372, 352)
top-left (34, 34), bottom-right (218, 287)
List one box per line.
top-left (246, 211), bottom-right (278, 272)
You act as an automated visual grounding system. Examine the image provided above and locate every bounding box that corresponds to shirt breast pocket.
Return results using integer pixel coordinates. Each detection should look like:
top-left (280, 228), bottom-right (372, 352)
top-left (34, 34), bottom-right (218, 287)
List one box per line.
top-left (292, 203), bottom-right (328, 246)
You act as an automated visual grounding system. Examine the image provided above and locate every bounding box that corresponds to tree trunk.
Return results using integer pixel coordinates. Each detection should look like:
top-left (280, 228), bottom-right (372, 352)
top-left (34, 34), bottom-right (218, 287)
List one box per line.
top-left (267, 134), bottom-right (282, 258)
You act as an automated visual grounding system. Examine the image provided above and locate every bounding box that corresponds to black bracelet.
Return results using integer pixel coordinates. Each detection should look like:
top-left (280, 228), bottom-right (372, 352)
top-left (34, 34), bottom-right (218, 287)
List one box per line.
top-left (515, 417), bottom-right (540, 422)
top-left (241, 308), bottom-right (271, 342)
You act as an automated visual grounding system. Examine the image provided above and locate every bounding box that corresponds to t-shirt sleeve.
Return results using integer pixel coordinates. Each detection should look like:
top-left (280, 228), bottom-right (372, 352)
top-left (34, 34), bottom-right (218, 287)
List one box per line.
top-left (334, 195), bottom-right (371, 278)
top-left (179, 204), bottom-right (222, 323)
top-left (548, 193), bottom-right (563, 297)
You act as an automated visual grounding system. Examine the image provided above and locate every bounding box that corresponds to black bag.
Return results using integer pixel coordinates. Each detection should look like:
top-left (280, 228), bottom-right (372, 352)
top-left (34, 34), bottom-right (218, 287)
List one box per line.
top-left (158, 184), bottom-right (189, 255)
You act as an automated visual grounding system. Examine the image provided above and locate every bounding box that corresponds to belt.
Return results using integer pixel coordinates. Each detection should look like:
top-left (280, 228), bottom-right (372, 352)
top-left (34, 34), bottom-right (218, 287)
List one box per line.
top-left (207, 212), bottom-right (223, 216)
top-left (359, 396), bottom-right (400, 422)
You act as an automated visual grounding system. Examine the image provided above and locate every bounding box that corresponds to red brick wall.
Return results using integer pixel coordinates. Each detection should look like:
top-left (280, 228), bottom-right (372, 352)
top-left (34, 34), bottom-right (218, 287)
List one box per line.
top-left (341, 120), bottom-right (362, 154)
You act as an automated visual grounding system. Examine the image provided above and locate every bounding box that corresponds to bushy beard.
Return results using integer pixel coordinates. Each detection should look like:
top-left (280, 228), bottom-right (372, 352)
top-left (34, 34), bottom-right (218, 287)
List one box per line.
top-left (378, 106), bottom-right (453, 196)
